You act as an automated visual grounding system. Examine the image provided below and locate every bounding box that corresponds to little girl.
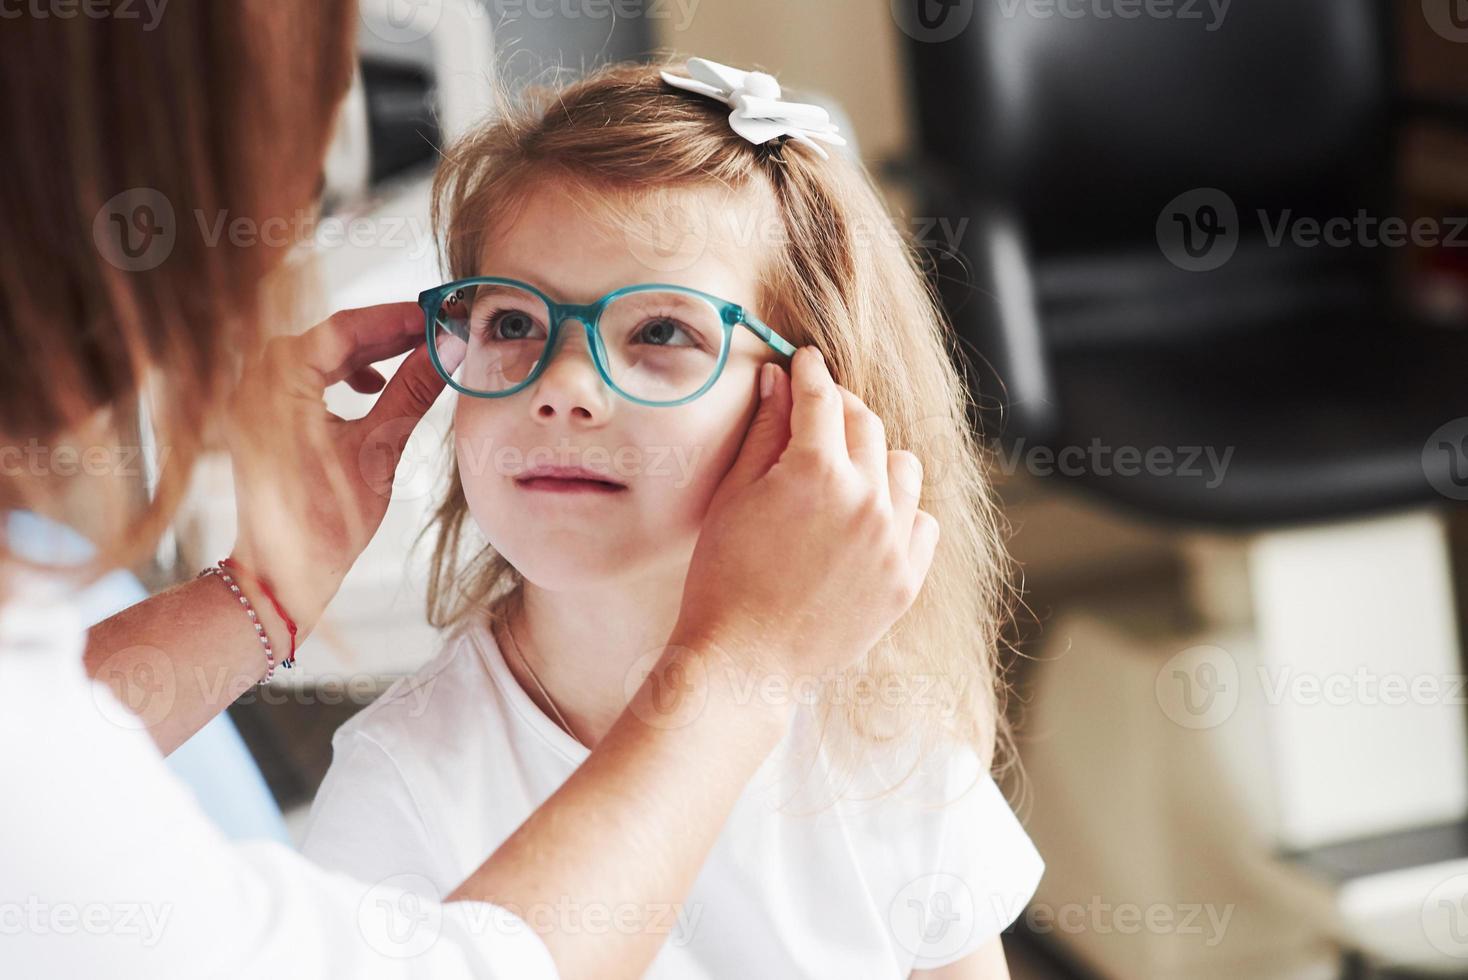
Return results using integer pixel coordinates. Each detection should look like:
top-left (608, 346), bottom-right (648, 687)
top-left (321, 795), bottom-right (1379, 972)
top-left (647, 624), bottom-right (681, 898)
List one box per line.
top-left (301, 57), bottom-right (1043, 978)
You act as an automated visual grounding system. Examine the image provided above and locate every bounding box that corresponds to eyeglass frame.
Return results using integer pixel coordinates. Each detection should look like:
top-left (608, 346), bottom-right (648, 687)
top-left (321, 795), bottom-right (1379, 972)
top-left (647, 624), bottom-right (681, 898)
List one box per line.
top-left (419, 276), bottom-right (798, 408)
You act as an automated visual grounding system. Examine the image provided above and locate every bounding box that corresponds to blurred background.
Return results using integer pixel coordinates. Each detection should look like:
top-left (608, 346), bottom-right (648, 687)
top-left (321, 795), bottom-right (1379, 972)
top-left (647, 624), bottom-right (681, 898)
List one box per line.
top-left (65, 1), bottom-right (1468, 977)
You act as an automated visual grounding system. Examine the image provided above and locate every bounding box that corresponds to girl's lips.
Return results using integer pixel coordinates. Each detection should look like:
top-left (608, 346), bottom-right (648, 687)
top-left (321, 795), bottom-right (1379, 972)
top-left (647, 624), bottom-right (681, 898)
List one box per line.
top-left (514, 476), bottom-right (628, 494)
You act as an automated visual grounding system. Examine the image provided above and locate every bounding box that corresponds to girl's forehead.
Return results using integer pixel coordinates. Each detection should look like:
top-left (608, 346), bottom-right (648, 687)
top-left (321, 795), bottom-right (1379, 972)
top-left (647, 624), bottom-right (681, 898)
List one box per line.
top-left (475, 180), bottom-right (776, 307)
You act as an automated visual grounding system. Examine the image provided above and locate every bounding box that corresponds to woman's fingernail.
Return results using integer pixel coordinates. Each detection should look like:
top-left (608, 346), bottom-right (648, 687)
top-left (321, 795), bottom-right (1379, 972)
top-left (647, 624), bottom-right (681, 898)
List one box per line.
top-left (760, 362), bottom-right (775, 398)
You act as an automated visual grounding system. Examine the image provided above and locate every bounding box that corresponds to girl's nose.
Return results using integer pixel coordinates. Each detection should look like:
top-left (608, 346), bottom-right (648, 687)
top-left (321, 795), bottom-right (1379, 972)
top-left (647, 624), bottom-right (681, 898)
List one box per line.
top-left (527, 319), bottom-right (612, 423)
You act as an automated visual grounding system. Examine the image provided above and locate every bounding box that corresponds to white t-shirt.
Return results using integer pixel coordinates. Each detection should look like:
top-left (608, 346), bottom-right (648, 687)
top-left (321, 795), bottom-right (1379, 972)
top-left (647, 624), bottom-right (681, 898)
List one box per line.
top-left (301, 619), bottom-right (1045, 978)
top-left (0, 572), bottom-right (559, 979)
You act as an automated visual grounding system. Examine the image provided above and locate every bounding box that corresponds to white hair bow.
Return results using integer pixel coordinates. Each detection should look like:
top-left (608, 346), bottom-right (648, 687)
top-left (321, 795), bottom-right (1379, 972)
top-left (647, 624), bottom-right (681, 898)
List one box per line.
top-left (659, 57), bottom-right (847, 161)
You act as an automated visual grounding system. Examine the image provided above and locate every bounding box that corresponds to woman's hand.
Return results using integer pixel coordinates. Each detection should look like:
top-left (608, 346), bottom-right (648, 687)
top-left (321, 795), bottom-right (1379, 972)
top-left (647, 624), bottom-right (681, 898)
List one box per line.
top-left (672, 345), bottom-right (939, 684)
top-left (224, 302), bottom-right (451, 635)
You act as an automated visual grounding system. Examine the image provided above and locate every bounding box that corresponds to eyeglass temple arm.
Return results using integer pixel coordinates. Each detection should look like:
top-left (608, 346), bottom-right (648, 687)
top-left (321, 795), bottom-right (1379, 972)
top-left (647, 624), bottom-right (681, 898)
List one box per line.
top-left (422, 292), bottom-right (472, 344)
top-left (742, 316), bottom-right (797, 358)
top-left (442, 317), bottom-right (470, 343)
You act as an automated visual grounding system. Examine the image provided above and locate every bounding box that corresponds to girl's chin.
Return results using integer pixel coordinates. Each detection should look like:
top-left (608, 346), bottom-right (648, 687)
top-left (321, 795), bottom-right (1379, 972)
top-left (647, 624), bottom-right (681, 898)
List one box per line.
top-left (495, 547), bottom-right (631, 587)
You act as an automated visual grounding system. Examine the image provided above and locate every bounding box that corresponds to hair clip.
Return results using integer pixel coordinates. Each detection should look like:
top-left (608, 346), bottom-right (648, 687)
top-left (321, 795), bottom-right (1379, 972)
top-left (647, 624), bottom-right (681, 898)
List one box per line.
top-left (659, 57), bottom-right (848, 161)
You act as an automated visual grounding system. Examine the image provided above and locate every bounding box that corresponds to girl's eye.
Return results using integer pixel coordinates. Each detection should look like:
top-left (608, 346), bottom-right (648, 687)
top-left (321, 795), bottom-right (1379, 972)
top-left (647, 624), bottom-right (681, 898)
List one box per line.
top-left (483, 309), bottom-right (544, 341)
top-left (634, 316), bottom-right (700, 349)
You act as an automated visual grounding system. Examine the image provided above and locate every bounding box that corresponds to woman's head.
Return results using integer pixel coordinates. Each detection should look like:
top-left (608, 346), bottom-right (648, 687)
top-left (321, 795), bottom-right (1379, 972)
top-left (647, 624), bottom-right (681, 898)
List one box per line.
top-left (425, 57), bottom-right (1017, 779)
top-left (0, 2), bottom-right (355, 576)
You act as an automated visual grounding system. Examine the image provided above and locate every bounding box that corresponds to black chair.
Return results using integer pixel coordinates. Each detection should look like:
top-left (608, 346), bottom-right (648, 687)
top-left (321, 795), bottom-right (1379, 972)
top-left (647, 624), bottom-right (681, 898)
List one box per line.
top-left (896, 0), bottom-right (1468, 527)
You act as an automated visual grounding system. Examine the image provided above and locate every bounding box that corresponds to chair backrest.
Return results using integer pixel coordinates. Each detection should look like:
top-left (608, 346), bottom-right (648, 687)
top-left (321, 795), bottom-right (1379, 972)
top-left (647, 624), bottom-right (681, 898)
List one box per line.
top-left (905, 0), bottom-right (1396, 257)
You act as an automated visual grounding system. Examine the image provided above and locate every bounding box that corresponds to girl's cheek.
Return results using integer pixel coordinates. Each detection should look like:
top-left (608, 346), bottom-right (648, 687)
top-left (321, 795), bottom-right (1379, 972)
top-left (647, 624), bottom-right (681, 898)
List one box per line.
top-left (676, 419), bottom-right (750, 512)
top-left (452, 409), bottom-right (506, 499)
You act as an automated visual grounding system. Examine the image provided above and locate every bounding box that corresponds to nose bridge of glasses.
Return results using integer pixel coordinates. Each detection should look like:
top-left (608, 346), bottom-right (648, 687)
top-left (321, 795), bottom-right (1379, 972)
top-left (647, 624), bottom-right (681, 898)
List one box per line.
top-left (543, 304), bottom-right (609, 369)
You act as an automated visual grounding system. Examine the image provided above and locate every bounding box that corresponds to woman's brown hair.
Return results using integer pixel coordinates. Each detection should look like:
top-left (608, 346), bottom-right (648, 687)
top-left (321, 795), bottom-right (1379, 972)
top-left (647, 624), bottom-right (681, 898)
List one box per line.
top-left (422, 58), bottom-right (1021, 793)
top-left (0, 1), bottom-right (356, 584)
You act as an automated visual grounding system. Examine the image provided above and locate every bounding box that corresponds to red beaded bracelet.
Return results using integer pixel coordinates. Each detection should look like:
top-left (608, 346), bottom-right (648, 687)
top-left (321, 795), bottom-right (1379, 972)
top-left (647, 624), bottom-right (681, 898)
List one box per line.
top-left (198, 564), bottom-right (277, 684)
top-left (220, 556), bottom-right (299, 669)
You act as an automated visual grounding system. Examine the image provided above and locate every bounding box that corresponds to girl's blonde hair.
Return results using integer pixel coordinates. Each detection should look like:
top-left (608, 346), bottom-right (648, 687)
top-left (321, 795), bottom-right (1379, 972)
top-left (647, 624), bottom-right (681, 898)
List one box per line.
top-left (423, 57), bottom-right (1019, 791)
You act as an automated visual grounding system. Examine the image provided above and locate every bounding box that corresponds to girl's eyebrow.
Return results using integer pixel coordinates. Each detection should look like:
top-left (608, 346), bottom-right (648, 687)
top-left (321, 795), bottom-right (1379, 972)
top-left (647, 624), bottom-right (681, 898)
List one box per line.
top-left (473, 269), bottom-right (729, 304)
top-left (478, 271), bottom-right (570, 300)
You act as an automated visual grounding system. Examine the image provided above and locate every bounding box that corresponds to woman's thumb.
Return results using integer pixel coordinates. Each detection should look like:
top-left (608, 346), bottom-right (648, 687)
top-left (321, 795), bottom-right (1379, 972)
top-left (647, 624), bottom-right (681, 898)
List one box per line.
top-left (364, 342), bottom-right (447, 446)
top-left (724, 363), bottom-right (793, 488)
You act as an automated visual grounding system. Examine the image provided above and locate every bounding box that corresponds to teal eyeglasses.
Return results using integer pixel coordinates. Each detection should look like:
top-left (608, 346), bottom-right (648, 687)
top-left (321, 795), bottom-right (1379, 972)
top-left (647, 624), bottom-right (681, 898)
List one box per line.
top-left (420, 276), bottom-right (797, 407)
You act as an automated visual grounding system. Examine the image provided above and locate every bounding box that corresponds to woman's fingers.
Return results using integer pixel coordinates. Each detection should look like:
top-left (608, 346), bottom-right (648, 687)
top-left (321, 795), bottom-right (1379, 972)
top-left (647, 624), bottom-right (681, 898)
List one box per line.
top-left (787, 348), bottom-right (905, 523)
top-left (907, 509), bottom-right (940, 583)
top-left (344, 366), bottom-right (388, 394)
top-left (364, 341), bottom-right (450, 446)
top-left (299, 302), bottom-right (424, 386)
top-left (787, 347), bottom-right (847, 461)
top-left (887, 450), bottom-right (923, 539)
top-left (724, 362), bottom-right (794, 492)
top-left (678, 346), bottom-right (945, 681)
top-left (840, 386), bottom-right (889, 505)
top-left (798, 362), bottom-right (928, 588)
